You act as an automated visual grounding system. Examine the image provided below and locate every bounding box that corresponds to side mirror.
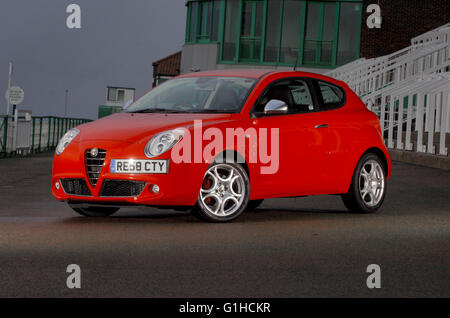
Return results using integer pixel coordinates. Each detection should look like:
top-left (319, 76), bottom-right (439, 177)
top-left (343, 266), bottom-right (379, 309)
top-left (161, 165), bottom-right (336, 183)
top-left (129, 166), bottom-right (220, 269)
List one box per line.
top-left (264, 99), bottom-right (288, 115)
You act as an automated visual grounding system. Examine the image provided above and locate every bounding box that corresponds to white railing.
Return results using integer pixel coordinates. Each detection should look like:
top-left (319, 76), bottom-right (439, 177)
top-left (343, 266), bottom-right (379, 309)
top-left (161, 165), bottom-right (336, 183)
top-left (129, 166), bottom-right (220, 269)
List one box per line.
top-left (327, 23), bottom-right (450, 157)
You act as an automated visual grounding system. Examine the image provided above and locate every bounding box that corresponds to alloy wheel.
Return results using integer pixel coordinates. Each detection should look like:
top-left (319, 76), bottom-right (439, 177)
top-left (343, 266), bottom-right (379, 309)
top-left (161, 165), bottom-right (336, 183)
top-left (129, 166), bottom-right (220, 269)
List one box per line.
top-left (199, 164), bottom-right (246, 217)
top-left (358, 159), bottom-right (385, 207)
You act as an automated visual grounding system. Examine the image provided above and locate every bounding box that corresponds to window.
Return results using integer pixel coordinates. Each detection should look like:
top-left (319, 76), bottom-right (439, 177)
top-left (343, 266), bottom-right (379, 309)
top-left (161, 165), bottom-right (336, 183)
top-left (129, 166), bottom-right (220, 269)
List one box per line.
top-left (126, 77), bottom-right (257, 113)
top-left (263, 0), bottom-right (282, 62)
top-left (280, 0), bottom-right (302, 64)
top-left (107, 88), bottom-right (117, 101)
top-left (254, 79), bottom-right (314, 114)
top-left (188, 2), bottom-right (198, 43)
top-left (117, 90), bottom-right (125, 102)
top-left (239, 0), bottom-right (264, 61)
top-left (198, 1), bottom-right (212, 41)
top-left (211, 1), bottom-right (221, 41)
top-left (222, 0), bottom-right (239, 61)
top-left (303, 2), bottom-right (337, 65)
top-left (316, 81), bottom-right (345, 108)
top-left (290, 82), bottom-right (312, 108)
top-left (337, 2), bottom-right (361, 65)
top-left (187, 1), bottom-right (221, 43)
top-left (209, 0), bottom-right (363, 67)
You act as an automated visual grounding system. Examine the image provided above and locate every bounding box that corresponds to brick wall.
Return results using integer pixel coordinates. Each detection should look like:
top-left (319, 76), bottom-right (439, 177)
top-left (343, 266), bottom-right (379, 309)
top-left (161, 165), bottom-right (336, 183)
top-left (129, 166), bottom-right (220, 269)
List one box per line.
top-left (360, 0), bottom-right (450, 58)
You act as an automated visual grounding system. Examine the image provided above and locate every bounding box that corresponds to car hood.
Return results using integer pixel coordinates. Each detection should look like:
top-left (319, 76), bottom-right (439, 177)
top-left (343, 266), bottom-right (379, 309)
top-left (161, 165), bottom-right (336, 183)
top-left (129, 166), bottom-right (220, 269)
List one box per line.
top-left (78, 112), bottom-right (233, 144)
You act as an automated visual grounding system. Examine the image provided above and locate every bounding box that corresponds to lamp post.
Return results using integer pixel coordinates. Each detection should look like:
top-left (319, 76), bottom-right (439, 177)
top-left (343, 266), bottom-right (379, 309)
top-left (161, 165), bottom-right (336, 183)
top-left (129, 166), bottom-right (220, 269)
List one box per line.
top-left (6, 61), bottom-right (12, 115)
top-left (64, 89), bottom-right (69, 117)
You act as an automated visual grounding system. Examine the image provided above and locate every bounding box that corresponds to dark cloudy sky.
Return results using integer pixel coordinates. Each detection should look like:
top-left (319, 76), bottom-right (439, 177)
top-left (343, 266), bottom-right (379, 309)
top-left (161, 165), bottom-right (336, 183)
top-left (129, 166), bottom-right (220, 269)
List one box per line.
top-left (0, 0), bottom-right (186, 119)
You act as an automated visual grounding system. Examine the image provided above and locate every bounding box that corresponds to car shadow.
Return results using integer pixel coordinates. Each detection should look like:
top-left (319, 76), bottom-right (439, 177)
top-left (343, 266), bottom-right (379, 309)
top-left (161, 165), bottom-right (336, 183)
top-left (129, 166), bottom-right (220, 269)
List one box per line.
top-left (55, 206), bottom-right (357, 225)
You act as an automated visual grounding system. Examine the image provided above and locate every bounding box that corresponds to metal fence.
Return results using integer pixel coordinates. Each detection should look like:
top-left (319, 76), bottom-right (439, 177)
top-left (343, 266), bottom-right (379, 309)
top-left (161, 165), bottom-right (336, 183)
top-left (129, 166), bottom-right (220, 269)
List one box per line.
top-left (0, 115), bottom-right (91, 156)
top-left (327, 23), bottom-right (450, 157)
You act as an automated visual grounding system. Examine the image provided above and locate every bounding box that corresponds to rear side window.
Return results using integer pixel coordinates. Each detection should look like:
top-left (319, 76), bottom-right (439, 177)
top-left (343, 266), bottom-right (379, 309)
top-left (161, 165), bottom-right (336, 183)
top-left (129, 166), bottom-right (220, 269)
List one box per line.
top-left (316, 81), bottom-right (345, 109)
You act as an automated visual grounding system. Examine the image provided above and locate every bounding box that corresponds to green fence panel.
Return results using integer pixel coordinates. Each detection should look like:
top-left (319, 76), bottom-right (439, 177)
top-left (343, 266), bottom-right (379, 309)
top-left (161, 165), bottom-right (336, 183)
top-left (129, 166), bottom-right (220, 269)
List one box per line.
top-left (1, 115), bottom-right (91, 156)
top-left (38, 118), bottom-right (43, 152)
top-left (31, 117), bottom-right (35, 152)
top-left (0, 117), bottom-right (8, 153)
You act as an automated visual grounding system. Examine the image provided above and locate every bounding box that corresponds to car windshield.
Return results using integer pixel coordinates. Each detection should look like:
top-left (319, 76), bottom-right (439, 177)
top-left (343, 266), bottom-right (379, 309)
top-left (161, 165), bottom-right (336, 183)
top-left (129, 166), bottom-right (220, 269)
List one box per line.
top-left (126, 76), bottom-right (256, 113)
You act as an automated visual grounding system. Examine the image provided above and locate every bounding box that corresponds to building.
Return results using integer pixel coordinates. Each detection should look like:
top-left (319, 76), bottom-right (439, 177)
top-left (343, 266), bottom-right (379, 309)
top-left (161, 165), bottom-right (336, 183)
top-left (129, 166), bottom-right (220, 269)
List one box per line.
top-left (177, 0), bottom-right (450, 74)
top-left (104, 86), bottom-right (135, 107)
top-left (152, 51), bottom-right (182, 87)
top-left (98, 86), bottom-right (136, 118)
top-left (148, 1), bottom-right (450, 169)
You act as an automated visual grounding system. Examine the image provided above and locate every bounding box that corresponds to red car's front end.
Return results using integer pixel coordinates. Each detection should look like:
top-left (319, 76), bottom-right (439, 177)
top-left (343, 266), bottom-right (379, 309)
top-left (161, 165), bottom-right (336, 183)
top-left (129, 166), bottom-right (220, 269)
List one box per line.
top-left (51, 113), bottom-right (230, 207)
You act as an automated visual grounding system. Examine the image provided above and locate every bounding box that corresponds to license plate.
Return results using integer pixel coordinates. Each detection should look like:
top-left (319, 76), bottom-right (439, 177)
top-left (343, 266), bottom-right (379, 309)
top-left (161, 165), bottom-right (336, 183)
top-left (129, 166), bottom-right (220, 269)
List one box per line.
top-left (110, 159), bottom-right (168, 174)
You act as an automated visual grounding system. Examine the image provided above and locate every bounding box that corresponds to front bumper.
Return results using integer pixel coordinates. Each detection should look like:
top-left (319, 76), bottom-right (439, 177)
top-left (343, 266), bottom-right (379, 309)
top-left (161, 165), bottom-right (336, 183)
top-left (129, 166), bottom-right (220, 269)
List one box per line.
top-left (51, 140), bottom-right (206, 206)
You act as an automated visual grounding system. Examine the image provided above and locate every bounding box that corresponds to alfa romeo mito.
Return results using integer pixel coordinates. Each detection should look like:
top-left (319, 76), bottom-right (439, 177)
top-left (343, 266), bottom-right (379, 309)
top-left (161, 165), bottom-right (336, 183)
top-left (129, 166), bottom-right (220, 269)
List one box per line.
top-left (52, 70), bottom-right (390, 222)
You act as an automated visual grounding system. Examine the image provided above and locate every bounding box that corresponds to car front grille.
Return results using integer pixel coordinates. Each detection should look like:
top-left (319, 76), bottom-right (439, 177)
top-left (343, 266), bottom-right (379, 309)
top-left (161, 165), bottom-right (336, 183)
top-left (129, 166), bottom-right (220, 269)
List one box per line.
top-left (100, 180), bottom-right (147, 197)
top-left (85, 149), bottom-right (106, 187)
top-left (60, 179), bottom-right (92, 196)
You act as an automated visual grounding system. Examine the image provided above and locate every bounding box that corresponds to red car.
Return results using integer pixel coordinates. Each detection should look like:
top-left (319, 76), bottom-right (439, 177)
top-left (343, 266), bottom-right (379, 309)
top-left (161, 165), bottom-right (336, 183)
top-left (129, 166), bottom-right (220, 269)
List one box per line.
top-left (52, 69), bottom-right (390, 222)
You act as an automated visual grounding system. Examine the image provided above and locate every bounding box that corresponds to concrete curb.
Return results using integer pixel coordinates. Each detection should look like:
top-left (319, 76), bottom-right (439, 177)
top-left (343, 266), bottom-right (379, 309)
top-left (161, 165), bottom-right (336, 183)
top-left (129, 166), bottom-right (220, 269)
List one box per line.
top-left (389, 149), bottom-right (450, 170)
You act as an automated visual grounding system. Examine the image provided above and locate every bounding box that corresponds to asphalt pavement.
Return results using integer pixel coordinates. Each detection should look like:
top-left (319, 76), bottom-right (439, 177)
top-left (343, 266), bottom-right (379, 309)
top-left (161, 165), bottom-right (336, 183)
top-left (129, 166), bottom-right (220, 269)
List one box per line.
top-left (0, 153), bottom-right (448, 297)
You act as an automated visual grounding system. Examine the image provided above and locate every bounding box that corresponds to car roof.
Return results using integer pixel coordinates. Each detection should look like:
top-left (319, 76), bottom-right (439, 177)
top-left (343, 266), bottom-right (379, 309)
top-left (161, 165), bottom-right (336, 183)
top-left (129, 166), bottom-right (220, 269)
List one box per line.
top-left (179, 69), bottom-right (274, 79)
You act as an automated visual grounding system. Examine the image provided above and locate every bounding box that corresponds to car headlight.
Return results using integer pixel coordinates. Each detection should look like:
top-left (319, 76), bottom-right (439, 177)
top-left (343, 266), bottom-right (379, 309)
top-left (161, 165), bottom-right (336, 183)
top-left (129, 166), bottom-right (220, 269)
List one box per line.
top-left (145, 128), bottom-right (185, 158)
top-left (56, 128), bottom-right (80, 155)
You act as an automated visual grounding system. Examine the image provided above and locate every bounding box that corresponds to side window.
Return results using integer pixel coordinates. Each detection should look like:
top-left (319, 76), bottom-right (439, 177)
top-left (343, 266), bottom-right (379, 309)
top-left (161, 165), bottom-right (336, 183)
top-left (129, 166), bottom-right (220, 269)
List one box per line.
top-left (316, 81), bottom-right (345, 109)
top-left (289, 81), bottom-right (314, 111)
top-left (254, 79), bottom-right (314, 114)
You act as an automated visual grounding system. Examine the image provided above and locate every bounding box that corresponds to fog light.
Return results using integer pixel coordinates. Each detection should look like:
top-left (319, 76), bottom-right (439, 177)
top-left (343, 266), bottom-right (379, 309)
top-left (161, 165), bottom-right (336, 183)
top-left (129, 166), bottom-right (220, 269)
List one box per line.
top-left (55, 181), bottom-right (60, 190)
top-left (151, 184), bottom-right (160, 194)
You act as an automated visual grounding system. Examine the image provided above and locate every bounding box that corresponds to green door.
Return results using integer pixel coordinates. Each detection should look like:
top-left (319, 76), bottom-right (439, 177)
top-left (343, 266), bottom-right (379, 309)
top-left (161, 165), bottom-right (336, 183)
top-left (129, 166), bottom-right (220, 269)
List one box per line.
top-left (239, 0), bottom-right (264, 62)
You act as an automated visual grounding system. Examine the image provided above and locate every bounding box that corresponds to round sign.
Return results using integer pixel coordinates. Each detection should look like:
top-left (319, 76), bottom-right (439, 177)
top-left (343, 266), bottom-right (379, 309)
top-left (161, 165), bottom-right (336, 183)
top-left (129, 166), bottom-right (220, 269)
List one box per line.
top-left (5, 86), bottom-right (24, 105)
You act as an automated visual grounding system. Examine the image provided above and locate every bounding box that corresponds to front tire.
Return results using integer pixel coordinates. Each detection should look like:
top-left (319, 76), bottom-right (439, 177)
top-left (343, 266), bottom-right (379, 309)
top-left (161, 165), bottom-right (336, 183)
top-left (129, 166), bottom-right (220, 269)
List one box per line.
top-left (71, 206), bottom-right (119, 217)
top-left (194, 162), bottom-right (250, 222)
top-left (341, 153), bottom-right (387, 213)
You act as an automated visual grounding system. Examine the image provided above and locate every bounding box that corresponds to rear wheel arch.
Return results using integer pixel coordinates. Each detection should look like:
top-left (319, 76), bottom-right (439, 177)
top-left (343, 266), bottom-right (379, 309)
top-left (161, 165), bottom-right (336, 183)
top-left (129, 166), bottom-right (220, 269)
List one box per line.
top-left (361, 147), bottom-right (389, 176)
top-left (345, 147), bottom-right (389, 194)
top-left (342, 152), bottom-right (387, 213)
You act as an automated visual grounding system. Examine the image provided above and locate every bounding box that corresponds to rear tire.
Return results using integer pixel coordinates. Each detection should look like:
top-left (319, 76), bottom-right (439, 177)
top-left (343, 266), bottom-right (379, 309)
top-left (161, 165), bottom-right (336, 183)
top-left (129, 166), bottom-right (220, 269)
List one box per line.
top-left (341, 153), bottom-right (387, 213)
top-left (194, 162), bottom-right (250, 222)
top-left (71, 206), bottom-right (119, 217)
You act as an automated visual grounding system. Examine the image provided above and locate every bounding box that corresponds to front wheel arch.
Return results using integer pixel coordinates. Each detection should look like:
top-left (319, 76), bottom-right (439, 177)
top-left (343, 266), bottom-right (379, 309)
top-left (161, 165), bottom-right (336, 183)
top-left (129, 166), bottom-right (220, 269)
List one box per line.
top-left (213, 149), bottom-right (250, 180)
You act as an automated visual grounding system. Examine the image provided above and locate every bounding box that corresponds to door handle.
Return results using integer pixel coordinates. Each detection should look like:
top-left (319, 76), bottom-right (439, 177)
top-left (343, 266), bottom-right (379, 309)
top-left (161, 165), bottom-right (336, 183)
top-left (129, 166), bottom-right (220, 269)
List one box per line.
top-left (315, 124), bottom-right (329, 129)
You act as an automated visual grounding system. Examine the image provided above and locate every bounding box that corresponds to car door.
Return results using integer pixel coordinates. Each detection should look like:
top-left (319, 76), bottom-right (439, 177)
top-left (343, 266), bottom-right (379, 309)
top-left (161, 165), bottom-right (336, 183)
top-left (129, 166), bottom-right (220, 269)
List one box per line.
top-left (309, 79), bottom-right (349, 194)
top-left (250, 78), bottom-right (333, 198)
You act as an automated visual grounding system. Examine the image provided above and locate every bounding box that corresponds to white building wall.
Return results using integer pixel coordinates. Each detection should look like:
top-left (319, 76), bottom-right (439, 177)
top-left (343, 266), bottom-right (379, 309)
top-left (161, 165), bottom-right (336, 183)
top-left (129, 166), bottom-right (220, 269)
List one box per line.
top-left (105, 88), bottom-right (135, 107)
